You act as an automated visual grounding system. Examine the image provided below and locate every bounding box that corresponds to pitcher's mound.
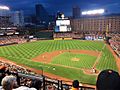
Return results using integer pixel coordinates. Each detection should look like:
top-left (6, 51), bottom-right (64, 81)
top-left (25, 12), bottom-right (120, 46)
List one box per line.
top-left (71, 57), bottom-right (80, 61)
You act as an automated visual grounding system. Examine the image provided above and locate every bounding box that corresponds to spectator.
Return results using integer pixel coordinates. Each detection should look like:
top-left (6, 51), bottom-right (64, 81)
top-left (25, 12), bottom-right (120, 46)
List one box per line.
top-left (46, 84), bottom-right (55, 90)
top-left (96, 69), bottom-right (120, 90)
top-left (0, 66), bottom-right (6, 73)
top-left (1, 75), bottom-right (18, 90)
top-left (13, 86), bottom-right (36, 90)
top-left (71, 80), bottom-right (79, 90)
top-left (0, 66), bottom-right (6, 86)
top-left (30, 79), bottom-right (42, 90)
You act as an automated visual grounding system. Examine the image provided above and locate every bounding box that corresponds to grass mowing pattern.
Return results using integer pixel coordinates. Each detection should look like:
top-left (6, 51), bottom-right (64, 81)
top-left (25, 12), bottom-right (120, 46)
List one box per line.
top-left (52, 52), bottom-right (97, 69)
top-left (0, 40), bottom-right (118, 85)
top-left (96, 46), bottom-right (117, 70)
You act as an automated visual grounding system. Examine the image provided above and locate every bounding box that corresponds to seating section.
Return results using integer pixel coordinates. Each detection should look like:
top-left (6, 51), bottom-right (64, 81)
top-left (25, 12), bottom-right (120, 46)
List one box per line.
top-left (109, 33), bottom-right (120, 57)
top-left (0, 35), bottom-right (26, 46)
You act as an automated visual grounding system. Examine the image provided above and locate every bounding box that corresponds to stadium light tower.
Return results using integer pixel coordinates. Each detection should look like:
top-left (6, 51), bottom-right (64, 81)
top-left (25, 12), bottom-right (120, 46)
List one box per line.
top-left (0, 5), bottom-right (10, 10)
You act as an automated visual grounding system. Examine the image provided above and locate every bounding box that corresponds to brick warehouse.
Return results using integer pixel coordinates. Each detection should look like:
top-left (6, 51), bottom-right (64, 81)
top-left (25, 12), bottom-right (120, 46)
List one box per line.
top-left (71, 14), bottom-right (120, 33)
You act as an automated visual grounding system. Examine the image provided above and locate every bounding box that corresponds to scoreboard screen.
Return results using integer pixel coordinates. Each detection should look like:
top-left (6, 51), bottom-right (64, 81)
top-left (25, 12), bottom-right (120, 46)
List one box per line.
top-left (56, 20), bottom-right (70, 26)
top-left (55, 19), bottom-right (71, 32)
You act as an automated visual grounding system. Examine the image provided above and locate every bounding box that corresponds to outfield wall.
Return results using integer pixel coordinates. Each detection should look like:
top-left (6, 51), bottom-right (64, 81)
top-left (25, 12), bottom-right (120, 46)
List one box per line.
top-left (54, 38), bottom-right (73, 40)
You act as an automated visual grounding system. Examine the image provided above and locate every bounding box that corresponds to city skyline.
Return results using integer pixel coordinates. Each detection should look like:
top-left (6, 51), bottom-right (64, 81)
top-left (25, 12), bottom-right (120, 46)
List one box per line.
top-left (0, 0), bottom-right (120, 16)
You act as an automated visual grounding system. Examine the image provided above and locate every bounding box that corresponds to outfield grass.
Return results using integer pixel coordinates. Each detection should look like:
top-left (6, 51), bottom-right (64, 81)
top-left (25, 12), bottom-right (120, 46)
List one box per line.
top-left (0, 40), bottom-right (118, 85)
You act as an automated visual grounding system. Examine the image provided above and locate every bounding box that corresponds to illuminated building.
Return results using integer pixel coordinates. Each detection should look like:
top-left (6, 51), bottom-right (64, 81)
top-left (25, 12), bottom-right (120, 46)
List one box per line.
top-left (11, 11), bottom-right (24, 27)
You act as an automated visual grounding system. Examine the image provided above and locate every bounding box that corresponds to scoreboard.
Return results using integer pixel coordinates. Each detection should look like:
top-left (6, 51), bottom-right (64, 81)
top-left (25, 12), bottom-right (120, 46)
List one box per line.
top-left (55, 19), bottom-right (71, 32)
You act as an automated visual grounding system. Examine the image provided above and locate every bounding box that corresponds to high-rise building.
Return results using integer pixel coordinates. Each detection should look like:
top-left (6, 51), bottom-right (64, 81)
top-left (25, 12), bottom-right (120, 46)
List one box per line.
top-left (35, 4), bottom-right (49, 26)
top-left (72, 6), bottom-right (81, 19)
top-left (11, 11), bottom-right (24, 27)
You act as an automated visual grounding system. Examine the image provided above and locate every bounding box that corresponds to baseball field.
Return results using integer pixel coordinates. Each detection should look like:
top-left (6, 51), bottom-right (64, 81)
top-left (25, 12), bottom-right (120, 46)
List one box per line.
top-left (0, 40), bottom-right (118, 85)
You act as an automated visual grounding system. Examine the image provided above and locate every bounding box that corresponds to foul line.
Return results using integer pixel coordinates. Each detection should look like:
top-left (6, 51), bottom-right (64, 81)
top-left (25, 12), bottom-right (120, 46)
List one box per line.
top-left (92, 44), bottom-right (106, 69)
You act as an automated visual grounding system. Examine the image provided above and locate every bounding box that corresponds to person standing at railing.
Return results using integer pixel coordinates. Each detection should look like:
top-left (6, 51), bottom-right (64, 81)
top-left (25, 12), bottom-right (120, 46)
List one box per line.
top-left (71, 80), bottom-right (79, 90)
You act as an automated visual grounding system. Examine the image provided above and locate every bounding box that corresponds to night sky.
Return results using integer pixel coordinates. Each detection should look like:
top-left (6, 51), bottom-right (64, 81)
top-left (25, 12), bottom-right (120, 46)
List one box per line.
top-left (0, 0), bottom-right (120, 16)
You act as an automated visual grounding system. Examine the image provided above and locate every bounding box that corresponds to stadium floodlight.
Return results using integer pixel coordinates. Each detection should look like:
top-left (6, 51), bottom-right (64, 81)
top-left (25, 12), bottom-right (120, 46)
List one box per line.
top-left (98, 9), bottom-right (105, 14)
top-left (0, 6), bottom-right (10, 10)
top-left (86, 11), bottom-right (93, 14)
top-left (82, 9), bottom-right (105, 15)
top-left (82, 12), bottom-right (87, 15)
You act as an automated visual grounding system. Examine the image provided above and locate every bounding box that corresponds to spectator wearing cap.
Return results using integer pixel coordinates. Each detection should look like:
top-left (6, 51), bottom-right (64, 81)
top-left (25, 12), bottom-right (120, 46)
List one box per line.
top-left (96, 69), bottom-right (120, 90)
top-left (71, 80), bottom-right (79, 90)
